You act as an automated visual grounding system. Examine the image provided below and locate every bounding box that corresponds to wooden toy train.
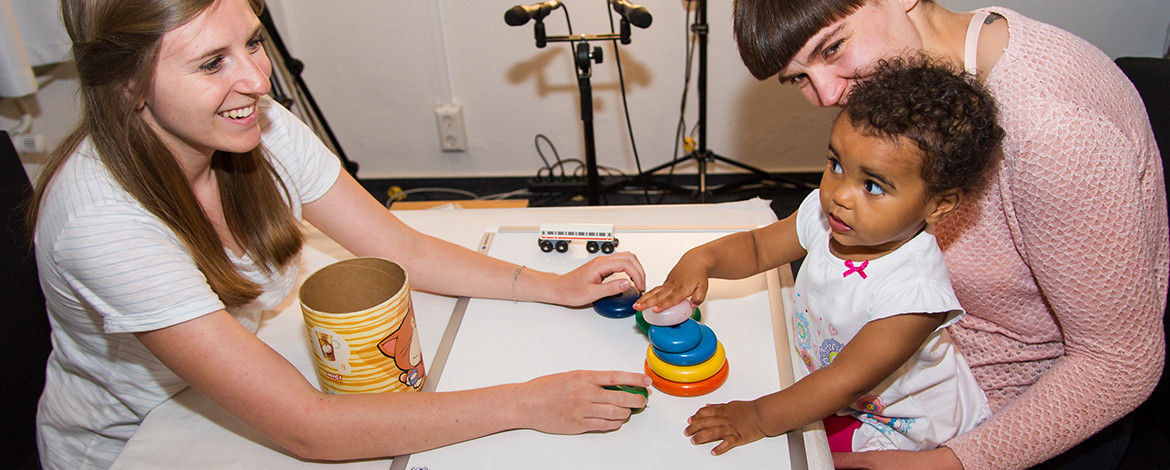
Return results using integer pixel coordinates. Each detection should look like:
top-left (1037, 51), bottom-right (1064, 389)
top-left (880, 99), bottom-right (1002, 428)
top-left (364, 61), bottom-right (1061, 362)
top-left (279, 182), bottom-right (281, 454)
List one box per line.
top-left (538, 223), bottom-right (619, 254)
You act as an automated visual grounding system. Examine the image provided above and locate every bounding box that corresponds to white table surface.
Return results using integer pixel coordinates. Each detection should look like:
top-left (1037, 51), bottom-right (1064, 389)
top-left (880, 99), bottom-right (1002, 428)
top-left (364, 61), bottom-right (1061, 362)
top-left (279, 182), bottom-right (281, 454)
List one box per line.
top-left (109, 199), bottom-right (830, 469)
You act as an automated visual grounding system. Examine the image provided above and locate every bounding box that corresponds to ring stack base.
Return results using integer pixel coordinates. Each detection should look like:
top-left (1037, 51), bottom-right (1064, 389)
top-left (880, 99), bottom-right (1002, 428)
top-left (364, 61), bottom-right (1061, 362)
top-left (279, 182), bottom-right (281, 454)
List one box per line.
top-left (645, 360), bottom-right (729, 397)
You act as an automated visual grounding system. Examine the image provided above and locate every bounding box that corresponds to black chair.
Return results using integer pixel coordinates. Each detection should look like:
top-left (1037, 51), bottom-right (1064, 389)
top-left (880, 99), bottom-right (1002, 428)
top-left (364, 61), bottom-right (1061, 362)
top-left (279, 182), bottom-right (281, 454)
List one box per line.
top-left (1115, 56), bottom-right (1170, 468)
top-left (0, 130), bottom-right (51, 470)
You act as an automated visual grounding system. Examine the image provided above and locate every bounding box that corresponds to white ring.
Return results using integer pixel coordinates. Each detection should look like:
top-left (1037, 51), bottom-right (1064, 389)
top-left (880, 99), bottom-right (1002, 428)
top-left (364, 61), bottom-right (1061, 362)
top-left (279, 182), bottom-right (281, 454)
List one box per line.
top-left (642, 299), bottom-right (693, 326)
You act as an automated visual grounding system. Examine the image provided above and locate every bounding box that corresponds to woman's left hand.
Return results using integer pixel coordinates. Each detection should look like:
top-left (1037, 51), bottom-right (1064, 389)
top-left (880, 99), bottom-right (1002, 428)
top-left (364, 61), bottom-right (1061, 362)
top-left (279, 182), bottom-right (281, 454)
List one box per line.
top-left (550, 252), bottom-right (646, 307)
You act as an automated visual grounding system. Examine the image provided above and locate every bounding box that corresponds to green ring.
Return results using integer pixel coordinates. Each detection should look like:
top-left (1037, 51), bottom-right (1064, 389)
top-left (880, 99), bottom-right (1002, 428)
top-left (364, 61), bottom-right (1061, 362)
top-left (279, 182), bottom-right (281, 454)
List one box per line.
top-left (636, 307), bottom-right (701, 335)
top-left (604, 384), bottom-right (649, 410)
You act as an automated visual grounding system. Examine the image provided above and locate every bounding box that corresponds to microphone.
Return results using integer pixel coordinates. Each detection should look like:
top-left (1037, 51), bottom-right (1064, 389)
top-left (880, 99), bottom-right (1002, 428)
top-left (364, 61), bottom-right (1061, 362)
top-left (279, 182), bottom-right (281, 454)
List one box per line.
top-left (504, 1), bottom-right (562, 26)
top-left (610, 0), bottom-right (652, 28)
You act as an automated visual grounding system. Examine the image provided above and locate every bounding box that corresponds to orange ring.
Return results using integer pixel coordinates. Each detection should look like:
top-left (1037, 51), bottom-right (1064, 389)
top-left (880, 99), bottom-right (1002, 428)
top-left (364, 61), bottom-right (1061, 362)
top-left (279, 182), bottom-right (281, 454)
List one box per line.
top-left (646, 342), bottom-right (725, 383)
top-left (645, 360), bottom-right (729, 397)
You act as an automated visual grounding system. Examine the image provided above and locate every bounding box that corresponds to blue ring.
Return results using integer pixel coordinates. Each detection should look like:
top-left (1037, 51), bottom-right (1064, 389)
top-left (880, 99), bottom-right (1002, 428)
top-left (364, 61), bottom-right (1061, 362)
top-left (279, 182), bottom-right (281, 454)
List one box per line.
top-left (648, 319), bottom-right (702, 353)
top-left (651, 322), bottom-right (717, 366)
top-left (592, 286), bottom-right (640, 318)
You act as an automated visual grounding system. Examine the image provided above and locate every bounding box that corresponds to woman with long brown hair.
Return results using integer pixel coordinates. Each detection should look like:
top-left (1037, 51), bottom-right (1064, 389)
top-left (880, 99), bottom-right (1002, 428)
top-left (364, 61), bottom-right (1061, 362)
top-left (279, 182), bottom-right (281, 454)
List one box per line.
top-left (31, 0), bottom-right (650, 467)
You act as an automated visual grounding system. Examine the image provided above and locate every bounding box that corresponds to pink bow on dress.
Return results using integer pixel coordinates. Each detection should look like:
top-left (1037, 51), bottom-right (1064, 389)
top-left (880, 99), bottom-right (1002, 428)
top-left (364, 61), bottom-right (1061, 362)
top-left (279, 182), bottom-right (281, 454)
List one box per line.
top-left (843, 260), bottom-right (868, 279)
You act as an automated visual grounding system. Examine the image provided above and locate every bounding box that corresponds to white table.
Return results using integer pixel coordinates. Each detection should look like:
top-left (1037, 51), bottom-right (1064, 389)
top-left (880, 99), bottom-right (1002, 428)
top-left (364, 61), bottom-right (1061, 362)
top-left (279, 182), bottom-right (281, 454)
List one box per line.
top-left (109, 199), bottom-right (830, 469)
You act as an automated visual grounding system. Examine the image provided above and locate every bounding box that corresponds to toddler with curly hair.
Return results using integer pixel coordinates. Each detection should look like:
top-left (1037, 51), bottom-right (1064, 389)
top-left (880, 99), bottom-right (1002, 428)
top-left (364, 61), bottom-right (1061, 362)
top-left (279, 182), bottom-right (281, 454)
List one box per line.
top-left (635, 56), bottom-right (1004, 454)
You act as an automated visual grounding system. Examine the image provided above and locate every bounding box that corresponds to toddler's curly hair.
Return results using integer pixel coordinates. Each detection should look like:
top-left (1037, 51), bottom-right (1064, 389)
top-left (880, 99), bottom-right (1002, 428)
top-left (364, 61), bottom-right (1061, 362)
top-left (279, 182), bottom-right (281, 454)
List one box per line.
top-left (842, 55), bottom-right (1004, 195)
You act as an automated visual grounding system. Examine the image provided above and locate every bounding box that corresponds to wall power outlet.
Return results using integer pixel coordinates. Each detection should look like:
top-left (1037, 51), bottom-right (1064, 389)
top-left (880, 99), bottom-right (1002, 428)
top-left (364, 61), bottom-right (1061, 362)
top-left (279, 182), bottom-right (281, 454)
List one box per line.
top-left (434, 104), bottom-right (467, 152)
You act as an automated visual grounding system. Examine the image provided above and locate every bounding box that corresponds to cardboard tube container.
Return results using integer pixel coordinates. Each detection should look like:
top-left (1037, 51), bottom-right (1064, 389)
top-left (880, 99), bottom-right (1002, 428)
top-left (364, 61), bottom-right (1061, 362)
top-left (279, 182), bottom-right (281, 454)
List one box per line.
top-left (299, 258), bottom-right (425, 394)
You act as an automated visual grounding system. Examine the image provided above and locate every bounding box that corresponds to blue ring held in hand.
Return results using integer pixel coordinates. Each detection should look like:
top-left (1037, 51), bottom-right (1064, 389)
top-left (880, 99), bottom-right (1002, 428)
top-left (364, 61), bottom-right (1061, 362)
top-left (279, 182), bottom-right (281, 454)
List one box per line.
top-left (592, 285), bottom-right (640, 318)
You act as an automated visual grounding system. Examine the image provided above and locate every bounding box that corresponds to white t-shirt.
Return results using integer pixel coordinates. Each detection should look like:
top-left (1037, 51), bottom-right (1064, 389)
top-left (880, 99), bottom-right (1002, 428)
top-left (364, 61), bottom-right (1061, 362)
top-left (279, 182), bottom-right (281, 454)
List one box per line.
top-left (34, 95), bottom-right (341, 469)
top-left (793, 190), bottom-right (991, 451)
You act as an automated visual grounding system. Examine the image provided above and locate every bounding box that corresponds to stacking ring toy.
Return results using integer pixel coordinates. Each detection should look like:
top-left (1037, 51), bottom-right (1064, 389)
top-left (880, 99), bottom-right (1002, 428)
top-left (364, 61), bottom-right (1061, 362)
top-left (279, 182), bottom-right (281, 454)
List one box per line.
top-left (604, 384), bottom-right (649, 398)
top-left (645, 360), bottom-right (730, 397)
top-left (642, 299), bottom-right (696, 326)
top-left (648, 319), bottom-right (702, 353)
top-left (604, 384), bottom-right (649, 411)
top-left (636, 307), bottom-right (701, 335)
top-left (651, 323), bottom-right (717, 366)
top-left (646, 342), bottom-right (726, 383)
top-left (592, 286), bottom-right (641, 318)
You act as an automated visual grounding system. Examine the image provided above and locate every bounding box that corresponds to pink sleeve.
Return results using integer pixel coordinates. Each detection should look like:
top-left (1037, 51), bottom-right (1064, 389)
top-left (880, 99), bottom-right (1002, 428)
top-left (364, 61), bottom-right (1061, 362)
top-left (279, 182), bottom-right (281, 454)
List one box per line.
top-left (946, 102), bottom-right (1167, 469)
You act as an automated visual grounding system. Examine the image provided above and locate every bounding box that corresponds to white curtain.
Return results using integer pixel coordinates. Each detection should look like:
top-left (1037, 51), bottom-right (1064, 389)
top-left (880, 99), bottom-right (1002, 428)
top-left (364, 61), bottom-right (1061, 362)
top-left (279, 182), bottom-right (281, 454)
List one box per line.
top-left (0, 0), bottom-right (69, 97)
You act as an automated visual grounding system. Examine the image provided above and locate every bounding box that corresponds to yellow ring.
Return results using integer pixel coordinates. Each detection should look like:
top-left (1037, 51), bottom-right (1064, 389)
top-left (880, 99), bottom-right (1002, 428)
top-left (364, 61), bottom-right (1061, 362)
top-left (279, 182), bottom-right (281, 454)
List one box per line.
top-left (646, 360), bottom-right (729, 397)
top-left (646, 342), bottom-right (725, 383)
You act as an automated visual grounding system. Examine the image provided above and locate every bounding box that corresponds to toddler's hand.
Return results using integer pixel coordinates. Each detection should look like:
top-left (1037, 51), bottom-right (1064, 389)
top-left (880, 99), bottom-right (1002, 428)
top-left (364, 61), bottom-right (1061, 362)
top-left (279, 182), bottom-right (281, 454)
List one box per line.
top-left (684, 400), bottom-right (768, 456)
top-left (633, 258), bottom-right (710, 312)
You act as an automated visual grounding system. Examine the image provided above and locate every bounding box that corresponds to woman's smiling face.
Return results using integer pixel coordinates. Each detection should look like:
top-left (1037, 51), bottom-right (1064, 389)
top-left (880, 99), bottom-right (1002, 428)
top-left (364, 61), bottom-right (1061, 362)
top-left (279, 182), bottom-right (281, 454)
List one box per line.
top-left (140, 0), bottom-right (272, 161)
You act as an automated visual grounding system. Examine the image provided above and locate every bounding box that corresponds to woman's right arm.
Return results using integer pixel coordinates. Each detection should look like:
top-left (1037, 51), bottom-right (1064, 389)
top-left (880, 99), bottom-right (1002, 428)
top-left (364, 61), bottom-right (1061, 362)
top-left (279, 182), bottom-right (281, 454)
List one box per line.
top-left (137, 311), bottom-right (648, 460)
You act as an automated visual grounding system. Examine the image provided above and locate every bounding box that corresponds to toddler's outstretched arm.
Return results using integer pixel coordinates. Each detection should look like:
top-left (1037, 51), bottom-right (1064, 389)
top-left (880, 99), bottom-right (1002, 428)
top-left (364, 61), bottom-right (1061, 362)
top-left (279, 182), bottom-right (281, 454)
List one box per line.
top-left (685, 312), bottom-right (944, 455)
top-left (635, 213), bottom-right (806, 312)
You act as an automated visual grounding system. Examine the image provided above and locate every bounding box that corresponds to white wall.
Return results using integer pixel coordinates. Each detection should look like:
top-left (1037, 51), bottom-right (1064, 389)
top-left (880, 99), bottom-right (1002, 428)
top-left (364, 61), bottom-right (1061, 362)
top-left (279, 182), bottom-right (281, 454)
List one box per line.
top-left (6, 0), bottom-right (1169, 180)
top-left (258, 0), bottom-right (845, 178)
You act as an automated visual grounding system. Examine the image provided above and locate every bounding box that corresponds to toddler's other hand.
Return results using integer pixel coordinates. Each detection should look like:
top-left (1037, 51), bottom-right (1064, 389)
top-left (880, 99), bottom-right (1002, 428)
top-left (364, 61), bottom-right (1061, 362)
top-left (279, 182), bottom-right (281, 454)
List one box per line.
top-left (684, 400), bottom-right (767, 456)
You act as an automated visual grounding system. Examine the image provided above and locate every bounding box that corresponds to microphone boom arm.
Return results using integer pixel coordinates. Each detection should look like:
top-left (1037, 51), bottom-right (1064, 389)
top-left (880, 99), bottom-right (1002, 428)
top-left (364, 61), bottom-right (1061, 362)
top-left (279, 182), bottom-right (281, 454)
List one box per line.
top-left (505, 4), bottom-right (649, 204)
top-left (538, 32), bottom-right (624, 47)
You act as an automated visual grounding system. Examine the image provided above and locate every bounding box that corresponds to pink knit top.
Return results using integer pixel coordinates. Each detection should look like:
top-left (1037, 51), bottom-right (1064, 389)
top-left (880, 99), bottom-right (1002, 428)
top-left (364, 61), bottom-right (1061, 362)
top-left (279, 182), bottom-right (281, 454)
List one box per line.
top-left (937, 8), bottom-right (1168, 470)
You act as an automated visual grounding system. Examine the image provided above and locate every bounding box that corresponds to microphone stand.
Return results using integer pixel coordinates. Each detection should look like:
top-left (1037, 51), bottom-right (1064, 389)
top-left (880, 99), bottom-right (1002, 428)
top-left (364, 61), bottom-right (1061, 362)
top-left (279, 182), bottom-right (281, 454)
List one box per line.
top-left (530, 25), bottom-right (633, 205)
top-left (574, 40), bottom-right (603, 206)
top-left (259, 9), bottom-right (359, 177)
top-left (632, 0), bottom-right (809, 202)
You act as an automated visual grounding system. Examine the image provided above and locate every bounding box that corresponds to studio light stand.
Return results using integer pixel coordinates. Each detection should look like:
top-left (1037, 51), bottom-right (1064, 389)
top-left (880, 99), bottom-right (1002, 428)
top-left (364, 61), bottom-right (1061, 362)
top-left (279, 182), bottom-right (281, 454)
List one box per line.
top-left (259, 9), bottom-right (359, 177)
top-left (507, 1), bottom-right (650, 205)
top-left (633, 0), bottom-right (809, 202)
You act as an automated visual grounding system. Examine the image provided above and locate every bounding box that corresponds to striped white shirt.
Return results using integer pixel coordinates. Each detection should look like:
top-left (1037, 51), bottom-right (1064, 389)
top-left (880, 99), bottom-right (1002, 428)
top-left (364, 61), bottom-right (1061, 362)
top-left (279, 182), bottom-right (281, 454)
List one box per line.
top-left (34, 96), bottom-right (341, 469)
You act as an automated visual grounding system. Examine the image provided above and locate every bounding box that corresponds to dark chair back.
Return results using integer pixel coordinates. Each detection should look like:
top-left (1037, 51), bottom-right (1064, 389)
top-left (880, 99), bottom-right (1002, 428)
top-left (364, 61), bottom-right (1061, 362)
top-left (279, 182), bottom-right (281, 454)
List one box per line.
top-left (0, 130), bottom-right (50, 469)
top-left (1116, 55), bottom-right (1170, 450)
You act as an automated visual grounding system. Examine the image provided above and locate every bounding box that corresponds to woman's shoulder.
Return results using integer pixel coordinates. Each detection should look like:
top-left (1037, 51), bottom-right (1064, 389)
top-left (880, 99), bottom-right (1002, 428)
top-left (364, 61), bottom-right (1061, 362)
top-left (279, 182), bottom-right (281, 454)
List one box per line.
top-left (256, 95), bottom-right (337, 168)
top-left (986, 8), bottom-right (1151, 167)
top-left (256, 95), bottom-right (343, 206)
top-left (257, 95), bottom-right (319, 153)
top-left (989, 7), bottom-right (1138, 116)
top-left (36, 138), bottom-right (165, 247)
top-left (41, 138), bottom-right (144, 217)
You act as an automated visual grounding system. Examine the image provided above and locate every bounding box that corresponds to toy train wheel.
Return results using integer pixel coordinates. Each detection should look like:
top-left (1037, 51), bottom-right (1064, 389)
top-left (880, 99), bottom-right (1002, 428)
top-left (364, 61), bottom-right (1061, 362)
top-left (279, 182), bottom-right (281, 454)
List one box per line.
top-left (586, 241), bottom-right (600, 253)
top-left (555, 240), bottom-right (569, 253)
top-left (539, 240), bottom-right (554, 252)
top-left (601, 242), bottom-right (615, 254)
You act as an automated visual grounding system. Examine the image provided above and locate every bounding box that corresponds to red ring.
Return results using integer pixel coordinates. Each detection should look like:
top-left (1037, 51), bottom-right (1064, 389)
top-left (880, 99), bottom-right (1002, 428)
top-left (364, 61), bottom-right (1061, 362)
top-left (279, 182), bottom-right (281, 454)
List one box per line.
top-left (644, 359), bottom-right (729, 397)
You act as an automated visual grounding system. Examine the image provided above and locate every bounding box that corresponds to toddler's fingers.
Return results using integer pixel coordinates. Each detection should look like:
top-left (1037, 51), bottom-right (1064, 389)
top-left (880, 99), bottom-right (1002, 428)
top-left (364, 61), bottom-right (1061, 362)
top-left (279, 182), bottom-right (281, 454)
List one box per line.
top-left (710, 439), bottom-right (737, 456)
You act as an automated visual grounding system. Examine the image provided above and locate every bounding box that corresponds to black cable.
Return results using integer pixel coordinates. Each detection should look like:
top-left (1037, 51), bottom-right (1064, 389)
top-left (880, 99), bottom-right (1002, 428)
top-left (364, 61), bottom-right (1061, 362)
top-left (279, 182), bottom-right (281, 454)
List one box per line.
top-left (533, 135), bottom-right (583, 179)
top-left (562, 5), bottom-right (574, 36)
top-left (655, 1), bottom-right (698, 204)
top-left (541, 158), bottom-right (585, 178)
top-left (533, 133), bottom-right (556, 175)
top-left (605, 3), bottom-right (652, 204)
